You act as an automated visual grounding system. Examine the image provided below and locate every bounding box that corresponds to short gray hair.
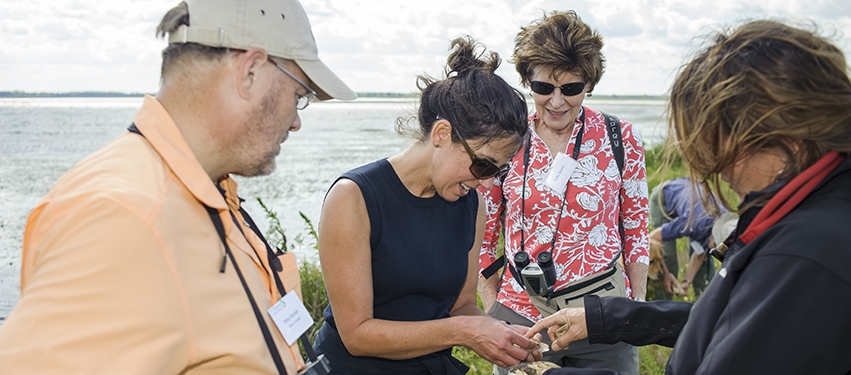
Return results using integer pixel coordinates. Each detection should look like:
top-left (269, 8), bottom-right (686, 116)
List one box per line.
top-left (155, 1), bottom-right (230, 81)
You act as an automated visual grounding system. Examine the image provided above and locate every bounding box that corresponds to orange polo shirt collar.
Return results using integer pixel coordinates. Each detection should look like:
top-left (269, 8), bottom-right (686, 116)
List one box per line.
top-left (132, 94), bottom-right (226, 210)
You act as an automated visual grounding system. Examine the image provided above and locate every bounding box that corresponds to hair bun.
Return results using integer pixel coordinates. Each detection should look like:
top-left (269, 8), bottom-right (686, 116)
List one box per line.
top-left (446, 35), bottom-right (501, 76)
top-left (399, 35), bottom-right (527, 146)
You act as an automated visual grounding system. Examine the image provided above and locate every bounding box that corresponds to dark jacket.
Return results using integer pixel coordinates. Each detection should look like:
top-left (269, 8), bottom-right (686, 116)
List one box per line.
top-left (547, 155), bottom-right (851, 375)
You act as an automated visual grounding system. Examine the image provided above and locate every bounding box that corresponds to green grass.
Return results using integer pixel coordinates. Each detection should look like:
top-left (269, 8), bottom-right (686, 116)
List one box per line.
top-left (452, 346), bottom-right (494, 374)
top-left (639, 345), bottom-right (673, 375)
top-left (256, 142), bottom-right (705, 373)
top-left (452, 343), bottom-right (673, 375)
top-left (257, 200), bottom-right (326, 356)
top-left (645, 141), bottom-right (687, 188)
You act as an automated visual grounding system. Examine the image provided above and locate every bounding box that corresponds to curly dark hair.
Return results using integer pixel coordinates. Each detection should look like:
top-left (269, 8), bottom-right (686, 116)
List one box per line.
top-left (396, 36), bottom-right (529, 148)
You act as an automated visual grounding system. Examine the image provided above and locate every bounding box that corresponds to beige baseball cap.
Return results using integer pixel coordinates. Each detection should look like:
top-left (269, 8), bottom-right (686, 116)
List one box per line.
top-left (167, 0), bottom-right (356, 101)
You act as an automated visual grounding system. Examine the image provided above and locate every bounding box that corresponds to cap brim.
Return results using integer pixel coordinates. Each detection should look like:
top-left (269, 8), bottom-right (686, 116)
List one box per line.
top-left (295, 58), bottom-right (357, 101)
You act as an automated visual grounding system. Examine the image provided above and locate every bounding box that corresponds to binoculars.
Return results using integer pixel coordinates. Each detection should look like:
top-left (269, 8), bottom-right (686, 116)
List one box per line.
top-left (514, 251), bottom-right (557, 296)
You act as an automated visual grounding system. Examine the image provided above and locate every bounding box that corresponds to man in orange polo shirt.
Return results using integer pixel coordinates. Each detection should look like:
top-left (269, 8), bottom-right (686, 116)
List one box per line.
top-left (0, 0), bottom-right (355, 373)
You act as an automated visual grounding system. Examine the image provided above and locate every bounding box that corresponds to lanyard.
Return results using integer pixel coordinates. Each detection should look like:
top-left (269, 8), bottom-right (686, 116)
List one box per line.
top-left (127, 124), bottom-right (324, 375)
top-left (205, 205), bottom-right (291, 375)
top-left (520, 111), bottom-right (586, 256)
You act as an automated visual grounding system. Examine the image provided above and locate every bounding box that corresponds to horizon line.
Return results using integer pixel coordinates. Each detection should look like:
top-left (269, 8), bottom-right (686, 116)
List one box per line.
top-left (0, 90), bottom-right (668, 99)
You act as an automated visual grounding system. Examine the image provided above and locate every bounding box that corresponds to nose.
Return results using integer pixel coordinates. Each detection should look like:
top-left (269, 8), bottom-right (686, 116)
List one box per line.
top-left (477, 177), bottom-right (495, 191)
top-left (290, 113), bottom-right (302, 132)
top-left (549, 89), bottom-right (565, 107)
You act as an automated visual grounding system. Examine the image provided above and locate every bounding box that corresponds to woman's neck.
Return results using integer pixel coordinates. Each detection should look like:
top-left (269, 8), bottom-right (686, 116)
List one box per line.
top-left (387, 143), bottom-right (437, 198)
top-left (534, 118), bottom-right (576, 156)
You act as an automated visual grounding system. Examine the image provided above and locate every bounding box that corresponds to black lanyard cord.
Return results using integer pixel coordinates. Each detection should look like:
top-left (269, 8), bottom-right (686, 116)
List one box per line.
top-left (221, 205), bottom-right (320, 364)
top-left (206, 206), bottom-right (290, 375)
top-left (234, 206), bottom-right (320, 363)
top-left (483, 112), bottom-right (626, 288)
top-left (227, 208), bottom-right (287, 298)
top-left (129, 123), bottom-right (315, 373)
top-left (520, 112), bottom-right (586, 256)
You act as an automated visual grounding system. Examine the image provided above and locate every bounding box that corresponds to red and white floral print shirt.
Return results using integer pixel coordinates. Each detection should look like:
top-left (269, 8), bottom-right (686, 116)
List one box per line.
top-left (478, 107), bottom-right (650, 322)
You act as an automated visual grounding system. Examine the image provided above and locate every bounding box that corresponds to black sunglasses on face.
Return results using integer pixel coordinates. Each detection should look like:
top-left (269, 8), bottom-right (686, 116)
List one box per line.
top-left (452, 127), bottom-right (506, 179)
top-left (530, 81), bottom-right (586, 97)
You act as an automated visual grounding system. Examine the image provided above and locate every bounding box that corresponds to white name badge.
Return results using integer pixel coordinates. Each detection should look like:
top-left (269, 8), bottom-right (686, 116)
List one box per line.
top-left (544, 152), bottom-right (577, 195)
top-left (268, 290), bottom-right (315, 345)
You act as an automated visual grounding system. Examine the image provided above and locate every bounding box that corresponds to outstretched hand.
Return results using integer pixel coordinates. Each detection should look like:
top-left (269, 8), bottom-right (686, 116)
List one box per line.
top-left (663, 271), bottom-right (681, 295)
top-left (677, 281), bottom-right (691, 295)
top-left (466, 317), bottom-right (543, 367)
top-left (524, 308), bottom-right (587, 352)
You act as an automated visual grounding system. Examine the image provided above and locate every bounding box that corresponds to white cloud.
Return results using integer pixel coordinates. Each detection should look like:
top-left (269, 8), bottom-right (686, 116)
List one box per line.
top-left (0, 0), bottom-right (849, 95)
top-left (0, 0), bottom-right (172, 92)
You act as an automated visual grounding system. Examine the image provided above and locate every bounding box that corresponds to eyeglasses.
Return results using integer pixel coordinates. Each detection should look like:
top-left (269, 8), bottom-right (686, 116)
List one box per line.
top-left (530, 81), bottom-right (586, 97)
top-left (270, 59), bottom-right (317, 110)
top-left (452, 126), bottom-right (506, 179)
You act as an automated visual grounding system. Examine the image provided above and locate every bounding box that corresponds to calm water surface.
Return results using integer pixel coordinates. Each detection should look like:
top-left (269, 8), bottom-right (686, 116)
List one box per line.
top-left (0, 96), bottom-right (667, 320)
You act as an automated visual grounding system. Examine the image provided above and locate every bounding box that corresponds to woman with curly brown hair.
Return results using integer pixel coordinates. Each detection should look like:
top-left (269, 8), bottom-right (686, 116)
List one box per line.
top-left (526, 19), bottom-right (851, 375)
top-left (477, 10), bottom-right (648, 375)
top-left (313, 36), bottom-right (543, 375)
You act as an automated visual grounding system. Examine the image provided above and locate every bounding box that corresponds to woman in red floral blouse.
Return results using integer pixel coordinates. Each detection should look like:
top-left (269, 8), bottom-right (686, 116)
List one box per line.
top-left (477, 10), bottom-right (649, 375)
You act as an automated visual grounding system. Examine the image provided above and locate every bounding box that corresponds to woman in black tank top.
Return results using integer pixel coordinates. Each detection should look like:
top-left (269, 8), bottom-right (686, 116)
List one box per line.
top-left (312, 36), bottom-right (542, 374)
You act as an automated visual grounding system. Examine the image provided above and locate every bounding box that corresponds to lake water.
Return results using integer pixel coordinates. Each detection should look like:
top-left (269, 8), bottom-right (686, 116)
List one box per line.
top-left (0, 96), bottom-right (668, 320)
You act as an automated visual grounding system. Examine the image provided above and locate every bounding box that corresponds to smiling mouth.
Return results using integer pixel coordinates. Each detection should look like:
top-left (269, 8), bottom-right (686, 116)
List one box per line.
top-left (461, 183), bottom-right (473, 192)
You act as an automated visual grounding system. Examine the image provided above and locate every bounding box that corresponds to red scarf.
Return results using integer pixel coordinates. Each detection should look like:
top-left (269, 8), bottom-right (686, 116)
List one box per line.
top-left (740, 151), bottom-right (844, 244)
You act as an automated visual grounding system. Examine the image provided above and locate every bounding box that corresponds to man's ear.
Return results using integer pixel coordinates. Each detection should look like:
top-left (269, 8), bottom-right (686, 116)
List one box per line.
top-left (430, 119), bottom-right (453, 147)
top-left (235, 48), bottom-right (270, 100)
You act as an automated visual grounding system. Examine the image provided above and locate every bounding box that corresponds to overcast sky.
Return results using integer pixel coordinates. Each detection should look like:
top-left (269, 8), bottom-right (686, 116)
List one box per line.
top-left (1, 0), bottom-right (850, 96)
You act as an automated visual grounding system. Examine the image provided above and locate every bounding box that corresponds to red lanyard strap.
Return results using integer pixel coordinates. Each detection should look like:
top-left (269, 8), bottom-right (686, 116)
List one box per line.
top-left (739, 151), bottom-right (843, 244)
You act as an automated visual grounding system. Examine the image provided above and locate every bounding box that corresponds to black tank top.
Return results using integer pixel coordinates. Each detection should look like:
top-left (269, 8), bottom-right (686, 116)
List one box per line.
top-left (317, 158), bottom-right (477, 374)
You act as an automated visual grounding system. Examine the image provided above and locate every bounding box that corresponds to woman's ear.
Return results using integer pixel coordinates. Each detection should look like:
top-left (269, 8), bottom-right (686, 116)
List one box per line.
top-left (430, 119), bottom-right (452, 147)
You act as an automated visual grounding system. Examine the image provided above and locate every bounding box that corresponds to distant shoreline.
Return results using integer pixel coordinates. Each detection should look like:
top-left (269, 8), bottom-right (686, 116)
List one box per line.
top-left (0, 91), bottom-right (148, 98)
top-left (0, 91), bottom-right (666, 101)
